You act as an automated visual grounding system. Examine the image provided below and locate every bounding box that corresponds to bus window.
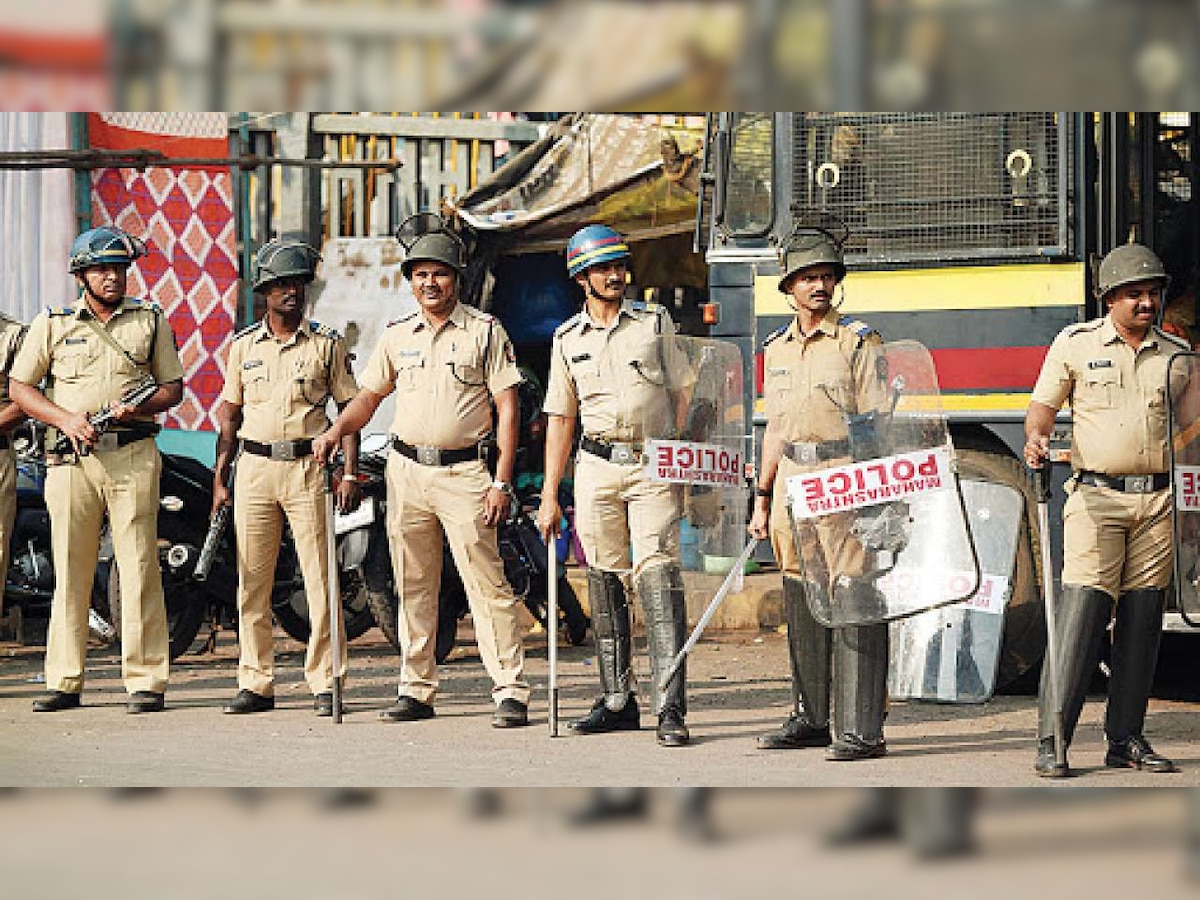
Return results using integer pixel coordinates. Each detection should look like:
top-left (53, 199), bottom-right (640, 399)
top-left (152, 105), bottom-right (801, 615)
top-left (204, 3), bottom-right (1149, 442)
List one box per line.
top-left (723, 113), bottom-right (774, 237)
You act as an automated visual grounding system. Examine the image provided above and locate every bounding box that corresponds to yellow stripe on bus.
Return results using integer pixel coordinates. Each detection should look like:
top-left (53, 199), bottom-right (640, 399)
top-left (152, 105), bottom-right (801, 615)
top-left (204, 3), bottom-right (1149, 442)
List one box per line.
top-left (755, 263), bottom-right (1085, 315)
top-left (754, 393), bottom-right (1032, 417)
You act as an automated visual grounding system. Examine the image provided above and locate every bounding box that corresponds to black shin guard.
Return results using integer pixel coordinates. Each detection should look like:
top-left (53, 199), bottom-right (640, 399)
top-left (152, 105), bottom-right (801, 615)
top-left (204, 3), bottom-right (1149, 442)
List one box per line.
top-left (587, 568), bottom-right (633, 711)
top-left (833, 622), bottom-right (888, 744)
top-left (1038, 584), bottom-right (1112, 747)
top-left (786, 577), bottom-right (831, 728)
top-left (1105, 588), bottom-right (1166, 743)
top-left (637, 564), bottom-right (688, 716)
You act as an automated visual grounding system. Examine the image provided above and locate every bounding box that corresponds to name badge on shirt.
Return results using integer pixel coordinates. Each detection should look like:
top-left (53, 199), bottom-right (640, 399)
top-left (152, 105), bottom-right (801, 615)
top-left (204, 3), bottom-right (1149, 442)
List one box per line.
top-left (242, 359), bottom-right (263, 370)
top-left (64, 337), bottom-right (88, 346)
top-left (1087, 359), bottom-right (1114, 369)
top-left (570, 353), bottom-right (592, 363)
top-left (398, 349), bottom-right (422, 359)
top-left (767, 367), bottom-right (789, 376)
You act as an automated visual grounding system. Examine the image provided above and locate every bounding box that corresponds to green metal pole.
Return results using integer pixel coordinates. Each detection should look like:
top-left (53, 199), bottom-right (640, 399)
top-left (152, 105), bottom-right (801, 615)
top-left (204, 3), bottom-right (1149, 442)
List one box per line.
top-left (236, 112), bottom-right (255, 327)
top-left (70, 113), bottom-right (92, 232)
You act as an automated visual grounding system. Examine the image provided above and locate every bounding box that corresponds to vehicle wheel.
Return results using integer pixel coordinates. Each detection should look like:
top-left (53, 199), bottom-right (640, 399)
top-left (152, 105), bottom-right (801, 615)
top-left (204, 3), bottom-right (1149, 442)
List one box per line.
top-left (954, 445), bottom-right (1044, 693)
top-left (270, 541), bottom-right (377, 644)
top-left (107, 553), bottom-right (205, 661)
top-left (362, 531), bottom-right (400, 651)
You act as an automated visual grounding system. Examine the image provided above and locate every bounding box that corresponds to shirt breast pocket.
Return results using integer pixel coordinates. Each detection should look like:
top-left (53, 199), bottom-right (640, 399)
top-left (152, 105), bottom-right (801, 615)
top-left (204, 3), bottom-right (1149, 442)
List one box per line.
top-left (1079, 367), bottom-right (1121, 409)
top-left (243, 369), bottom-right (271, 403)
top-left (54, 343), bottom-right (95, 380)
top-left (395, 356), bottom-right (425, 392)
top-left (293, 359), bottom-right (329, 405)
top-left (450, 347), bottom-right (486, 388)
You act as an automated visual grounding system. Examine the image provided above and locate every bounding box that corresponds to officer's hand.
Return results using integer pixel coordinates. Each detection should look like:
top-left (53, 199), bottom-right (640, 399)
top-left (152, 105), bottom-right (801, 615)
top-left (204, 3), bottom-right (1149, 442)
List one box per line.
top-left (61, 410), bottom-right (97, 451)
top-left (336, 476), bottom-right (362, 515)
top-left (109, 401), bottom-right (137, 423)
top-left (748, 506), bottom-right (770, 541)
top-left (536, 498), bottom-right (562, 542)
top-left (312, 431), bottom-right (337, 466)
top-left (482, 486), bottom-right (510, 528)
top-left (212, 482), bottom-right (232, 517)
top-left (1023, 435), bottom-right (1049, 468)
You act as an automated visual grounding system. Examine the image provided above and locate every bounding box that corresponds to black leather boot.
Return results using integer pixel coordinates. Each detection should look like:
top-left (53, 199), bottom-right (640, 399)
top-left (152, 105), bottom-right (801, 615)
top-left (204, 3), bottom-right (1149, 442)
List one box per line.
top-left (571, 695), bottom-right (640, 733)
top-left (638, 564), bottom-right (689, 746)
top-left (1105, 588), bottom-right (1170, 770)
top-left (829, 621), bottom-right (888, 761)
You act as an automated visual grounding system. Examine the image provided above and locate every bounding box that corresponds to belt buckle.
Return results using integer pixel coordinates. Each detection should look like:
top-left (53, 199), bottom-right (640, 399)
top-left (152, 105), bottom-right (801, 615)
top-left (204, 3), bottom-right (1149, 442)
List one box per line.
top-left (1126, 475), bottom-right (1151, 493)
top-left (611, 443), bottom-right (637, 465)
top-left (792, 442), bottom-right (817, 465)
top-left (95, 432), bottom-right (120, 452)
top-left (272, 441), bottom-right (296, 461)
top-left (416, 445), bottom-right (441, 466)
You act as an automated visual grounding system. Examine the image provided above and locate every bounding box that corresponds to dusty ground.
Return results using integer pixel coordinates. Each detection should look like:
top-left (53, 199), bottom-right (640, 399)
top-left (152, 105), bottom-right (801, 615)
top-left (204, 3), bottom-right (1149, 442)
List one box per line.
top-left (2, 622), bottom-right (1199, 787)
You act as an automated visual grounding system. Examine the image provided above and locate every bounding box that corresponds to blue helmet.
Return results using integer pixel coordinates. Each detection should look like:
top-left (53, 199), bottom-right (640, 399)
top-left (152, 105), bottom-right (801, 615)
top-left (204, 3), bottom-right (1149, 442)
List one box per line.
top-left (566, 224), bottom-right (630, 278)
top-left (68, 225), bottom-right (148, 274)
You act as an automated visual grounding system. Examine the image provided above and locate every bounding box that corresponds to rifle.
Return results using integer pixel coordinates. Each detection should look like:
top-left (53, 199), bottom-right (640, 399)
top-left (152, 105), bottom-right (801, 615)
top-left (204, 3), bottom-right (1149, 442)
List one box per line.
top-left (193, 502), bottom-right (231, 582)
top-left (52, 375), bottom-right (159, 457)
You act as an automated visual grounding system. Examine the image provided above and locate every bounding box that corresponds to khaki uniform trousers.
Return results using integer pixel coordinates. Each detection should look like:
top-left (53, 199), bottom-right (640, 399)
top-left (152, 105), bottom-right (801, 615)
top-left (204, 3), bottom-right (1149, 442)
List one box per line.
top-left (385, 454), bottom-right (528, 706)
top-left (0, 446), bottom-right (14, 613)
top-left (574, 451), bottom-right (680, 577)
top-left (234, 453), bottom-right (343, 696)
top-left (1062, 480), bottom-right (1173, 598)
top-left (44, 439), bottom-right (168, 694)
top-left (769, 455), bottom-right (869, 583)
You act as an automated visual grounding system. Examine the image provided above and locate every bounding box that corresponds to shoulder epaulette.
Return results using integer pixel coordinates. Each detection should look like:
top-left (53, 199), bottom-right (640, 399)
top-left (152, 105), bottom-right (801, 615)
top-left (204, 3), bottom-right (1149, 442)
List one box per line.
top-left (629, 299), bottom-right (662, 315)
top-left (461, 305), bottom-right (495, 323)
top-left (386, 310), bottom-right (418, 328)
top-left (554, 312), bottom-right (582, 337)
top-left (1156, 326), bottom-right (1191, 351)
top-left (308, 320), bottom-right (341, 340)
top-left (762, 324), bottom-right (788, 348)
top-left (233, 321), bottom-right (261, 341)
top-left (45, 306), bottom-right (73, 316)
top-left (838, 316), bottom-right (878, 340)
top-left (1064, 318), bottom-right (1104, 336)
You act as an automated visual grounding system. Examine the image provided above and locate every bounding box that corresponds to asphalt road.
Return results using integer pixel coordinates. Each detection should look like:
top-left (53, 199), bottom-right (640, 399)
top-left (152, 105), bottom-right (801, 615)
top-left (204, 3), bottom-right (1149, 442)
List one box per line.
top-left (1, 625), bottom-right (1199, 787)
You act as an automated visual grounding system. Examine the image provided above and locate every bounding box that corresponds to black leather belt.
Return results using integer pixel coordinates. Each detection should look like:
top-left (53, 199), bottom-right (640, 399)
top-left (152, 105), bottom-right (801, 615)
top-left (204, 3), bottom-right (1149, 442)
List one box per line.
top-left (390, 436), bottom-right (479, 467)
top-left (241, 438), bottom-right (313, 461)
top-left (784, 439), bottom-right (850, 465)
top-left (580, 436), bottom-right (645, 465)
top-left (1077, 470), bottom-right (1169, 494)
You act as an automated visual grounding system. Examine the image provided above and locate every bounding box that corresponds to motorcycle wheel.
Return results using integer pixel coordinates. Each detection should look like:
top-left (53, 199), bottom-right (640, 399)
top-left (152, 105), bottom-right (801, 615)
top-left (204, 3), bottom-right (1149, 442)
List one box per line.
top-left (107, 554), bottom-right (206, 662)
top-left (271, 553), bottom-right (377, 645)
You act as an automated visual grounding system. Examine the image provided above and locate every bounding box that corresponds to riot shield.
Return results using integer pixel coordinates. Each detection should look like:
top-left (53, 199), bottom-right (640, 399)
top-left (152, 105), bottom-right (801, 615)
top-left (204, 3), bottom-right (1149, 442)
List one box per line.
top-left (1167, 351), bottom-right (1200, 627)
top-left (629, 334), bottom-right (749, 585)
top-left (784, 340), bottom-right (980, 627)
top-left (888, 478), bottom-right (1024, 703)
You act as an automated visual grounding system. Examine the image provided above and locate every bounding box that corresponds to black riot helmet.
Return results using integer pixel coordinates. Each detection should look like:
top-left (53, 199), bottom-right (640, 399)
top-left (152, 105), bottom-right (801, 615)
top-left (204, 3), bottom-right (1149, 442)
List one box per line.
top-left (396, 213), bottom-right (468, 278)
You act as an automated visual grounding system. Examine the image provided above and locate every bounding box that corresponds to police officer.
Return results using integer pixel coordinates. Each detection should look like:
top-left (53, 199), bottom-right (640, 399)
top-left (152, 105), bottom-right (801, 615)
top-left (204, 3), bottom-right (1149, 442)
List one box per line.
top-left (313, 215), bottom-right (530, 728)
top-left (215, 239), bottom-right (360, 717)
top-left (9, 226), bottom-right (183, 713)
top-left (0, 312), bottom-right (27, 615)
top-left (537, 224), bottom-right (693, 747)
top-left (746, 228), bottom-right (890, 761)
top-left (1025, 242), bottom-right (1184, 777)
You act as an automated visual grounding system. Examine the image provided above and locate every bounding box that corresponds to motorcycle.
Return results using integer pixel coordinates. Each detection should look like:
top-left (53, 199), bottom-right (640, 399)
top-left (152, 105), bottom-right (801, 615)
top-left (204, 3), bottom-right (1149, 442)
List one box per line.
top-left (3, 423), bottom-right (113, 643)
top-left (105, 448), bottom-right (377, 660)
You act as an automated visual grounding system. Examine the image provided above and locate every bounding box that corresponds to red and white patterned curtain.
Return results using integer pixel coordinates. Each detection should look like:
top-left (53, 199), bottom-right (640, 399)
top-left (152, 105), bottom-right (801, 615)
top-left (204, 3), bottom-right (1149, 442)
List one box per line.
top-left (87, 113), bottom-right (238, 433)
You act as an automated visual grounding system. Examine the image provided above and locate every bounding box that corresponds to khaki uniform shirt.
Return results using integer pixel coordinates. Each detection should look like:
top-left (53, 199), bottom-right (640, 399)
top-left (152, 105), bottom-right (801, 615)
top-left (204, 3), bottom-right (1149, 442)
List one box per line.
top-left (1032, 315), bottom-right (1189, 475)
top-left (763, 307), bottom-right (887, 444)
top-left (0, 313), bottom-right (26, 418)
top-left (544, 300), bottom-right (693, 441)
top-left (359, 302), bottom-right (520, 448)
top-left (10, 297), bottom-right (184, 421)
top-left (221, 319), bottom-right (358, 443)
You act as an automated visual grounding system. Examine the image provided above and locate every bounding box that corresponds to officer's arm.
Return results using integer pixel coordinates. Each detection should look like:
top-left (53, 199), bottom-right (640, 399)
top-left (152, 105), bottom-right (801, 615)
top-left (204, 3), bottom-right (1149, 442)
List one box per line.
top-left (8, 378), bottom-right (86, 438)
top-left (0, 398), bottom-right (25, 433)
top-left (121, 379), bottom-right (183, 418)
top-left (492, 386), bottom-right (518, 486)
top-left (537, 413), bottom-right (576, 539)
top-left (1024, 401), bottom-right (1057, 467)
top-left (213, 400), bottom-right (242, 495)
top-left (336, 399), bottom-right (361, 477)
top-left (314, 389), bottom-right (384, 465)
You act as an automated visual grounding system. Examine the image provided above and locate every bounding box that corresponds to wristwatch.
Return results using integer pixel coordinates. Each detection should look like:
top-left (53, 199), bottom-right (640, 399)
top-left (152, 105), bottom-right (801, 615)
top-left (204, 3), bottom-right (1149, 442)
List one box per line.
top-left (491, 480), bottom-right (515, 497)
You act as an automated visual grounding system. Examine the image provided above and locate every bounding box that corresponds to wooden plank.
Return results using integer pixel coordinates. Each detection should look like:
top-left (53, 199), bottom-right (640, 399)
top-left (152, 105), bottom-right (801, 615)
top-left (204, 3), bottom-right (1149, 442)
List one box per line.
top-left (312, 114), bottom-right (543, 143)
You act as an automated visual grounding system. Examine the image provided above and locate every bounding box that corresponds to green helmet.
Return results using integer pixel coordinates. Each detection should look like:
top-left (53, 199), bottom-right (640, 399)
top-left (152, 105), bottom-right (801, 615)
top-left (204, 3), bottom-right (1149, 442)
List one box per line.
top-left (252, 238), bottom-right (320, 292)
top-left (777, 230), bottom-right (846, 293)
top-left (396, 212), bottom-right (467, 278)
top-left (1095, 243), bottom-right (1170, 299)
